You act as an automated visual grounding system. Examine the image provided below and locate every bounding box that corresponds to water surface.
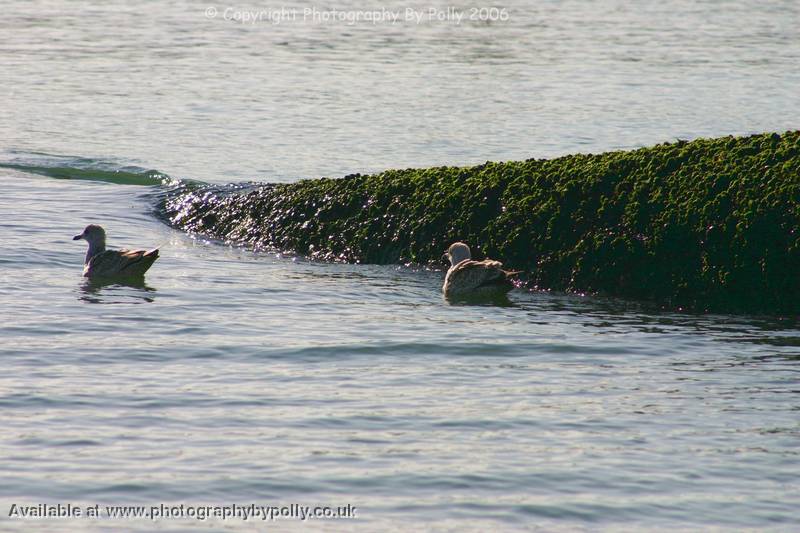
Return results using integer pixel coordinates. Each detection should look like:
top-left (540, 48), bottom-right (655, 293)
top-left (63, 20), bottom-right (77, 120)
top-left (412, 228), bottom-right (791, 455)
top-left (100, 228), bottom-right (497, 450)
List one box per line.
top-left (1, 0), bottom-right (799, 530)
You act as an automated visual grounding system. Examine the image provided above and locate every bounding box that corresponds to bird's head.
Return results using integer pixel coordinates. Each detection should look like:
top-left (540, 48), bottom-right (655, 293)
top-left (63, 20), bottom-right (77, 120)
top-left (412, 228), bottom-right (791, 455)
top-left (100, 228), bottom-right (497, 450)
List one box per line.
top-left (73, 224), bottom-right (106, 246)
top-left (442, 242), bottom-right (471, 266)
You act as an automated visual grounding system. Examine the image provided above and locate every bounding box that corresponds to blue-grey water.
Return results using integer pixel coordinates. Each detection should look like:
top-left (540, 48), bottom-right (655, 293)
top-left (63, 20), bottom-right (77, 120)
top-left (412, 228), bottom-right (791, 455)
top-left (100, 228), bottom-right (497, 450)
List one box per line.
top-left (1, 0), bottom-right (799, 530)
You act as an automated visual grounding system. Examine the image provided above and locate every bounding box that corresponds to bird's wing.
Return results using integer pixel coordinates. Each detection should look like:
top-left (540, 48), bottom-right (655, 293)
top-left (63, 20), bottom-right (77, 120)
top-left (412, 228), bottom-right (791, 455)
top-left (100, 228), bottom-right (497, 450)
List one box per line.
top-left (448, 259), bottom-right (510, 290)
top-left (86, 249), bottom-right (158, 277)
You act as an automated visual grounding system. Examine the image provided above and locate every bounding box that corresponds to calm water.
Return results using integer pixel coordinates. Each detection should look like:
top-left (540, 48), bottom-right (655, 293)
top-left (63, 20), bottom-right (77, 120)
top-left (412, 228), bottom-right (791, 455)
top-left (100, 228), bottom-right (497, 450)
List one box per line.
top-left (1, 0), bottom-right (799, 530)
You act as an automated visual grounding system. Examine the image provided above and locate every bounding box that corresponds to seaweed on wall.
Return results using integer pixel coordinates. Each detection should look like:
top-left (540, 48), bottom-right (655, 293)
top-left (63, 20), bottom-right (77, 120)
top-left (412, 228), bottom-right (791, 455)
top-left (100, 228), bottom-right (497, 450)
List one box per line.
top-left (163, 131), bottom-right (800, 313)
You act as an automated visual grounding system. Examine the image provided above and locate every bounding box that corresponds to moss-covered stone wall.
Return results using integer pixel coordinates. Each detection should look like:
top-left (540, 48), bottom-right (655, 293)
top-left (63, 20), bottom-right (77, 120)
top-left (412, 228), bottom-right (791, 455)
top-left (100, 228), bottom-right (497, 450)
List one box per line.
top-left (164, 131), bottom-right (800, 313)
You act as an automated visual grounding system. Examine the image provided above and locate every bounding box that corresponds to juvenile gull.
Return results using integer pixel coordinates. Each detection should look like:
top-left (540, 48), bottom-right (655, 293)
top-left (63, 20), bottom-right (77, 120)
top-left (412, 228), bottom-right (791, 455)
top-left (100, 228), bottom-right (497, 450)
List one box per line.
top-left (442, 242), bottom-right (519, 298)
top-left (73, 224), bottom-right (159, 278)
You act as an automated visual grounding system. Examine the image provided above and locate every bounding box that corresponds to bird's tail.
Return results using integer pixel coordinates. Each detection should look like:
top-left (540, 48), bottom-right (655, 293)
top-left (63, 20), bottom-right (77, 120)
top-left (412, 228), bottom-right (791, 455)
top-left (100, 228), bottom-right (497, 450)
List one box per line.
top-left (145, 241), bottom-right (169, 258)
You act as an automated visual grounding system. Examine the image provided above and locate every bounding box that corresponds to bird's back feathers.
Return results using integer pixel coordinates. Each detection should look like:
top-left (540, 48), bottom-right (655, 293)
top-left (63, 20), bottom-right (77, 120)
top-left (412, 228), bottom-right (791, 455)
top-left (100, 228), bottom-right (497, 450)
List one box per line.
top-left (443, 259), bottom-right (517, 297)
top-left (84, 248), bottom-right (159, 278)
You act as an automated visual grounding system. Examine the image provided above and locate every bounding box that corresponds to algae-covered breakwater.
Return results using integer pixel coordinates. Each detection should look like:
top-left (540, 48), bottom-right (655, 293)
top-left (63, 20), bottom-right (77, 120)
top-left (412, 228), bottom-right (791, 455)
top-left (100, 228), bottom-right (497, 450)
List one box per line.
top-left (164, 131), bottom-right (800, 313)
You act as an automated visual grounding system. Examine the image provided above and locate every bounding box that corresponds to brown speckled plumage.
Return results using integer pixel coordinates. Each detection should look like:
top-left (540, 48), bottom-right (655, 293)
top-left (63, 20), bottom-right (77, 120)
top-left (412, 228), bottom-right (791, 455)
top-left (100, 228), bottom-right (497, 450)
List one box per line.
top-left (74, 224), bottom-right (159, 278)
top-left (442, 242), bottom-right (518, 298)
top-left (83, 248), bottom-right (160, 278)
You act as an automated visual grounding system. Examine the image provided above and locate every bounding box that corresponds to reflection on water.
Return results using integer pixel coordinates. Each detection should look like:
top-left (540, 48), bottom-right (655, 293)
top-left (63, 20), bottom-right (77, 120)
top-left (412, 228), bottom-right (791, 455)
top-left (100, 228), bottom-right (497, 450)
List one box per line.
top-left (444, 292), bottom-right (515, 307)
top-left (3, 0), bottom-right (799, 185)
top-left (78, 276), bottom-right (156, 304)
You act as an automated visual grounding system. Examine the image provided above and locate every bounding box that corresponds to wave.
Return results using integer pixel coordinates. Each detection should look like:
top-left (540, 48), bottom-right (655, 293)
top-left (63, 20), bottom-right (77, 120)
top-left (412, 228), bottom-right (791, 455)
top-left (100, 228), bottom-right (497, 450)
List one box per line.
top-left (0, 151), bottom-right (196, 188)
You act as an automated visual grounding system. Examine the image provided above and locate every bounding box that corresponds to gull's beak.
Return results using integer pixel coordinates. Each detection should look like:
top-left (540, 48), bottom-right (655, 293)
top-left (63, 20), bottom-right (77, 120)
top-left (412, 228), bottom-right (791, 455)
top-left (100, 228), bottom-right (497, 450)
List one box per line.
top-left (72, 234), bottom-right (83, 240)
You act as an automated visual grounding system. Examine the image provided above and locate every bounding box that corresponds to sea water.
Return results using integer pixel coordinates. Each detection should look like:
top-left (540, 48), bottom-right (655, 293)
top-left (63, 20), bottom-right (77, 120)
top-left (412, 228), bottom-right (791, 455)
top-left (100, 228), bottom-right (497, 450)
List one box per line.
top-left (1, 1), bottom-right (799, 530)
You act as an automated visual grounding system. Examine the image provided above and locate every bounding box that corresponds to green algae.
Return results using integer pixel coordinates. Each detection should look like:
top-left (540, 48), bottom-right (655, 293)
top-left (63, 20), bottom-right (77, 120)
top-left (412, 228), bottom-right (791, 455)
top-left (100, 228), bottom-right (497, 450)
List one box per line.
top-left (163, 131), bottom-right (800, 313)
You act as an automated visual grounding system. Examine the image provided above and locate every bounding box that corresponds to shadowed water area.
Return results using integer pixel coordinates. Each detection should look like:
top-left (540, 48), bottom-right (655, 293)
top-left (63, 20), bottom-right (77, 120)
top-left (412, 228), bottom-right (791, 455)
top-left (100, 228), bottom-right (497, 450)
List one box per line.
top-left (2, 0), bottom-right (800, 530)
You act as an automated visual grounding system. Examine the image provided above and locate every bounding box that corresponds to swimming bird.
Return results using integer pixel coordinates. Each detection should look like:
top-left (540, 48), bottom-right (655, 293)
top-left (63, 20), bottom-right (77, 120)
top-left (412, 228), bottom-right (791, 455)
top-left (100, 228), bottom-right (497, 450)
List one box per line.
top-left (73, 224), bottom-right (159, 278)
top-left (442, 242), bottom-right (519, 298)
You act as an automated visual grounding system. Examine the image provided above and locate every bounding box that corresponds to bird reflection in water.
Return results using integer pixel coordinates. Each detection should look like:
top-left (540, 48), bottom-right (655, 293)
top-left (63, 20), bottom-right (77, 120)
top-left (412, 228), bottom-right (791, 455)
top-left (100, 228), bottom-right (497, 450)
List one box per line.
top-left (78, 276), bottom-right (156, 304)
top-left (444, 292), bottom-right (515, 307)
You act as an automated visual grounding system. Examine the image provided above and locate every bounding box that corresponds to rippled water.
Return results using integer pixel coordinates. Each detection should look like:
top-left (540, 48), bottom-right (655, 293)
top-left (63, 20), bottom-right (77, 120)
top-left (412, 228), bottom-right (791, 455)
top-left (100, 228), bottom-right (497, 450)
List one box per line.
top-left (2, 0), bottom-right (800, 530)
